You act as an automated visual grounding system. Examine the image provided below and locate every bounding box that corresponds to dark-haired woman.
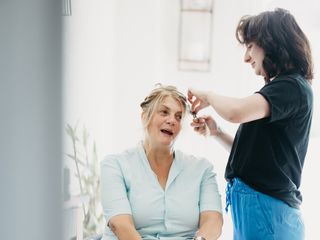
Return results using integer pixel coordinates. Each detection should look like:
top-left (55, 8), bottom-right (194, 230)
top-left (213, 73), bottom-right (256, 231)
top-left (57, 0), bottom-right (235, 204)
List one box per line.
top-left (188, 8), bottom-right (313, 240)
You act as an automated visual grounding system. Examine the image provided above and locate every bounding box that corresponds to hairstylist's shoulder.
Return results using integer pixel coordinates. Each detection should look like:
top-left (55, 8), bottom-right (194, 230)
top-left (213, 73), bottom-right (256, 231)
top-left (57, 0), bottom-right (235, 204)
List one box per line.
top-left (286, 73), bottom-right (313, 110)
top-left (257, 73), bottom-right (310, 120)
top-left (258, 74), bottom-right (301, 96)
top-left (286, 73), bottom-right (313, 91)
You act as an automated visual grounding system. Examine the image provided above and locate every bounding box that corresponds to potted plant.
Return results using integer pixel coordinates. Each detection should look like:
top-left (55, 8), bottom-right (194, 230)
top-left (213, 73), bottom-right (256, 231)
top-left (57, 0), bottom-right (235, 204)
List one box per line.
top-left (65, 123), bottom-right (105, 239)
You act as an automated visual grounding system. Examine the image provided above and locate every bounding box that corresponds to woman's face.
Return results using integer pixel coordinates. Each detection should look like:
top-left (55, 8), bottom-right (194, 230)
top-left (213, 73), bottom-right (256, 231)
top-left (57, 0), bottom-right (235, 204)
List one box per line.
top-left (244, 42), bottom-right (267, 78)
top-left (146, 96), bottom-right (184, 147)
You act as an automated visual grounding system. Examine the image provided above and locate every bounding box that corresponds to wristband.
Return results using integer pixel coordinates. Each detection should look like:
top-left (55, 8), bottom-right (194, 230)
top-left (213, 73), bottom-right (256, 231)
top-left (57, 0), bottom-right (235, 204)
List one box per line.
top-left (193, 236), bottom-right (206, 240)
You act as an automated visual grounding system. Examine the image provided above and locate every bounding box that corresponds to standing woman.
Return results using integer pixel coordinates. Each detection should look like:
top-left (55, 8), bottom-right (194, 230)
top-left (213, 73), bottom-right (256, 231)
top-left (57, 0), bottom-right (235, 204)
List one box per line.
top-left (188, 8), bottom-right (313, 240)
top-left (101, 84), bottom-right (223, 240)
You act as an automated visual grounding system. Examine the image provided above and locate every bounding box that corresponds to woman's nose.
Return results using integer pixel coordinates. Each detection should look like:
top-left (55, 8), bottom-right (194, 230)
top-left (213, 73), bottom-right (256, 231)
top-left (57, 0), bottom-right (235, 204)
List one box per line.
top-left (244, 49), bottom-right (251, 63)
top-left (166, 115), bottom-right (176, 125)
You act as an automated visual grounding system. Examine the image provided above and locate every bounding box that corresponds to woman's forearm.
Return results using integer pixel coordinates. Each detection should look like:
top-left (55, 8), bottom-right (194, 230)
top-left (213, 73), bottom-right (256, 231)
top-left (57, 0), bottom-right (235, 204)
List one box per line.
top-left (109, 215), bottom-right (141, 240)
top-left (206, 91), bottom-right (270, 124)
top-left (110, 224), bottom-right (141, 240)
top-left (205, 91), bottom-right (243, 123)
top-left (213, 126), bottom-right (234, 153)
top-left (197, 211), bottom-right (223, 240)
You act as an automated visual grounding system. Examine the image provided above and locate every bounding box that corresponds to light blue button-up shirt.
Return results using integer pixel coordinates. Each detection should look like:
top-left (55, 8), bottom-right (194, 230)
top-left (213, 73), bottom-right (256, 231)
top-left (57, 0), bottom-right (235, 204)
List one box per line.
top-left (101, 142), bottom-right (222, 240)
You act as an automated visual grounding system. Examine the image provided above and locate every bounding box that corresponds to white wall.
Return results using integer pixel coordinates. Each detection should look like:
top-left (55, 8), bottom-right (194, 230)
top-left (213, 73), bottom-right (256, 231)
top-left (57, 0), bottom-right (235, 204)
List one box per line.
top-left (63, 0), bottom-right (320, 239)
top-left (63, 0), bottom-right (116, 159)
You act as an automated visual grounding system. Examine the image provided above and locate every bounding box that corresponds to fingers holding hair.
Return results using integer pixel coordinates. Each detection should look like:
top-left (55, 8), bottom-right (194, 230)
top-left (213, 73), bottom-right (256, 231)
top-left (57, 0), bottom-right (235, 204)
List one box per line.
top-left (187, 88), bottom-right (209, 113)
top-left (191, 117), bottom-right (208, 136)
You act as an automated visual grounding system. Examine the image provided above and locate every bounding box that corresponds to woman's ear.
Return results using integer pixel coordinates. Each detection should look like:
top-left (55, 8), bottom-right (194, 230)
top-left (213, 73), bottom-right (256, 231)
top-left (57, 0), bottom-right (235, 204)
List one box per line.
top-left (141, 111), bottom-right (148, 126)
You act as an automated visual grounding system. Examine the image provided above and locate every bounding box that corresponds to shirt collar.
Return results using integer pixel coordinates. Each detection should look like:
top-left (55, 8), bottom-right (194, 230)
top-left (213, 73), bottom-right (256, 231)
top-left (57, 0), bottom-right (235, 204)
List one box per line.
top-left (137, 141), bottom-right (184, 190)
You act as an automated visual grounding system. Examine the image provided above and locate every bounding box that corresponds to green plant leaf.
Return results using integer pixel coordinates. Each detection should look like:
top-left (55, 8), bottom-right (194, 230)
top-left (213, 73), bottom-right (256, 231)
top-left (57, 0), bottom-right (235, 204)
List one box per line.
top-left (65, 124), bottom-right (74, 139)
top-left (82, 126), bottom-right (89, 146)
top-left (65, 122), bottom-right (105, 236)
top-left (66, 154), bottom-right (85, 166)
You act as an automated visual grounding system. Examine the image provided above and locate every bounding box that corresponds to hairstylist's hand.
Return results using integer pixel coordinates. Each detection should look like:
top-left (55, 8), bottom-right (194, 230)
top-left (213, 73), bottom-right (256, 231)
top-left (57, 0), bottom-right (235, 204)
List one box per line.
top-left (191, 115), bottom-right (220, 137)
top-left (187, 89), bottom-right (210, 113)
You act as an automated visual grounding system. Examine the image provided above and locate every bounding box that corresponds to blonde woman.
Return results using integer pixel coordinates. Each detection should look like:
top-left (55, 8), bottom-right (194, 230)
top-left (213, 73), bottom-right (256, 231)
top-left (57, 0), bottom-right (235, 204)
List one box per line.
top-left (100, 84), bottom-right (223, 240)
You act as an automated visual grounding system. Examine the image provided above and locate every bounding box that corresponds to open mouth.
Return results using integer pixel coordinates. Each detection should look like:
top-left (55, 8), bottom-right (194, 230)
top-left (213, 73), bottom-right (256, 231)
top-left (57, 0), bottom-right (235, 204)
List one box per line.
top-left (160, 129), bottom-right (174, 136)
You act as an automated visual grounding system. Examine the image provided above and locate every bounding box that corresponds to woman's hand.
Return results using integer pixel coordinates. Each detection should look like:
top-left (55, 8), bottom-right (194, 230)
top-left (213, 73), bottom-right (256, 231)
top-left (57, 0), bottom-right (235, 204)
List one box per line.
top-left (191, 115), bottom-right (220, 137)
top-left (187, 89), bottom-right (210, 114)
top-left (191, 115), bottom-right (234, 152)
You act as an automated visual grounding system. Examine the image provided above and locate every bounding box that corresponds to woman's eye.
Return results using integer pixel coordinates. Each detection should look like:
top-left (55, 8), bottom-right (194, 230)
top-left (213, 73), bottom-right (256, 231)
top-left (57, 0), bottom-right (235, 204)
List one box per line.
top-left (160, 110), bottom-right (168, 115)
top-left (176, 115), bottom-right (182, 121)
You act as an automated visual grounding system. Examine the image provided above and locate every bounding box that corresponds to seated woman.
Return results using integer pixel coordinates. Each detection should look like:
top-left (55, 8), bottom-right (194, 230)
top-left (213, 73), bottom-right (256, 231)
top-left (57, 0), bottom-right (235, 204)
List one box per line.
top-left (100, 84), bottom-right (223, 240)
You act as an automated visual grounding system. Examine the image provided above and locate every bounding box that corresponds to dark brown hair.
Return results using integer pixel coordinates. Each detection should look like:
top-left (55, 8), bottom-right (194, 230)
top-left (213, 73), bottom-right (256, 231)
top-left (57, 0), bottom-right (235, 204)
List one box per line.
top-left (236, 8), bottom-right (313, 83)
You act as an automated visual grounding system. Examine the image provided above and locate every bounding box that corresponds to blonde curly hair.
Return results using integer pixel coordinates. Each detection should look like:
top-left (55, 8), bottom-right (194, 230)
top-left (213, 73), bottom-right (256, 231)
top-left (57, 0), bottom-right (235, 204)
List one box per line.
top-left (140, 84), bottom-right (188, 130)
